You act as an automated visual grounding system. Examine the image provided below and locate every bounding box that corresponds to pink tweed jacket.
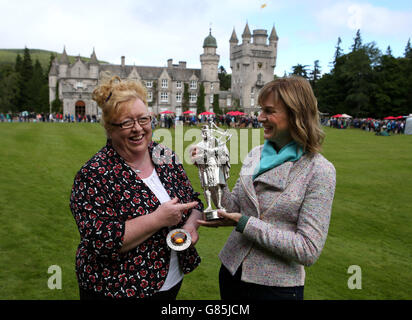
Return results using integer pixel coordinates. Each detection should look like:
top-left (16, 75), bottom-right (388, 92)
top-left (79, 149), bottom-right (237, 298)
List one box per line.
top-left (219, 145), bottom-right (336, 287)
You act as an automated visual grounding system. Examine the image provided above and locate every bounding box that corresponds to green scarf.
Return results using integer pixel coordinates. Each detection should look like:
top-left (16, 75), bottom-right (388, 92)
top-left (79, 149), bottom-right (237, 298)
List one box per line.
top-left (253, 140), bottom-right (304, 180)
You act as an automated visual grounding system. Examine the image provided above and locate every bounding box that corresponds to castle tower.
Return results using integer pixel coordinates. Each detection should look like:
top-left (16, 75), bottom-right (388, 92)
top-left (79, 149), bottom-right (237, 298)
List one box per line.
top-left (48, 58), bottom-right (58, 113)
top-left (200, 29), bottom-right (220, 111)
top-left (88, 48), bottom-right (99, 79)
top-left (230, 23), bottom-right (278, 113)
top-left (58, 46), bottom-right (69, 78)
top-left (229, 28), bottom-right (238, 70)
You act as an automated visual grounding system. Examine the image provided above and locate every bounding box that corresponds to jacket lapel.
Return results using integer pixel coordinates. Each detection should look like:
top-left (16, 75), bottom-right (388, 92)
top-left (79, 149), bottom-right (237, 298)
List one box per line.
top-left (253, 161), bottom-right (293, 191)
top-left (239, 149), bottom-right (312, 217)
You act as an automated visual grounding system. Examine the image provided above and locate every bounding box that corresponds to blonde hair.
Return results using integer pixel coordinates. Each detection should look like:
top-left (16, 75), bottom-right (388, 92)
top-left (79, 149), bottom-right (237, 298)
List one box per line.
top-left (92, 75), bottom-right (148, 134)
top-left (258, 76), bottom-right (325, 154)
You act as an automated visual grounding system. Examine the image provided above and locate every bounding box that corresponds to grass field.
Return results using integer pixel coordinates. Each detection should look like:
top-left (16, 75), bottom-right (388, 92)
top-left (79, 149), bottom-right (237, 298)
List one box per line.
top-left (0, 123), bottom-right (411, 300)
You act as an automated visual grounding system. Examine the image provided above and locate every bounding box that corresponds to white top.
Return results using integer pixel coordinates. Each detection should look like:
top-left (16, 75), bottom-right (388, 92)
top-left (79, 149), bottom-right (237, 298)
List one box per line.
top-left (141, 168), bottom-right (184, 291)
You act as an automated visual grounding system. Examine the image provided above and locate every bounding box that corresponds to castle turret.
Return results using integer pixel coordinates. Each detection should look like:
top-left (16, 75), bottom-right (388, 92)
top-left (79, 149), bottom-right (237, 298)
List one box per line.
top-left (89, 48), bottom-right (99, 79)
top-left (269, 25), bottom-right (279, 44)
top-left (269, 25), bottom-right (279, 68)
top-left (58, 46), bottom-right (69, 77)
top-left (48, 58), bottom-right (58, 110)
top-left (200, 29), bottom-right (220, 110)
top-left (229, 28), bottom-right (238, 69)
top-left (241, 23), bottom-right (252, 44)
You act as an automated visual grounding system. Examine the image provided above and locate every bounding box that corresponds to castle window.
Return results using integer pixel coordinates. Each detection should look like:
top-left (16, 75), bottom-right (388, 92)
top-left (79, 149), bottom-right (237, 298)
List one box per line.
top-left (211, 83), bottom-right (214, 91)
top-left (76, 81), bottom-right (83, 89)
top-left (148, 91), bottom-right (153, 102)
top-left (160, 92), bottom-right (168, 102)
top-left (190, 94), bottom-right (197, 103)
top-left (176, 81), bottom-right (182, 89)
top-left (162, 79), bottom-right (168, 88)
top-left (210, 95), bottom-right (213, 104)
top-left (251, 98), bottom-right (255, 106)
top-left (190, 80), bottom-right (197, 89)
top-left (258, 62), bottom-right (263, 69)
top-left (176, 92), bottom-right (182, 103)
top-left (146, 81), bottom-right (153, 88)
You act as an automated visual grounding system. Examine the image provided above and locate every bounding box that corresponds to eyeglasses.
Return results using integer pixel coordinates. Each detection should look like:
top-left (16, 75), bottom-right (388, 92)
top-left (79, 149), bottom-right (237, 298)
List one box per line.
top-left (111, 115), bottom-right (152, 129)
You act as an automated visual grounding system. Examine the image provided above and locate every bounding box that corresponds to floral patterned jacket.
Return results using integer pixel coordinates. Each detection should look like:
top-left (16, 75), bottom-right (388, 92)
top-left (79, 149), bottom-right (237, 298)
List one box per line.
top-left (70, 140), bottom-right (203, 298)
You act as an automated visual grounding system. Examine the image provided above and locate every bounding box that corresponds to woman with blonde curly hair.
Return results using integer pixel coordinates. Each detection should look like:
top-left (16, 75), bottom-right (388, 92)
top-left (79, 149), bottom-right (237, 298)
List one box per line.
top-left (197, 76), bottom-right (336, 300)
top-left (70, 76), bottom-right (204, 300)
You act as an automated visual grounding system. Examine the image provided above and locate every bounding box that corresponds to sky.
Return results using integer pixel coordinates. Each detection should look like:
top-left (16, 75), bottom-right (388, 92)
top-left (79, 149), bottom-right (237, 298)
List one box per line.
top-left (1, 0), bottom-right (411, 77)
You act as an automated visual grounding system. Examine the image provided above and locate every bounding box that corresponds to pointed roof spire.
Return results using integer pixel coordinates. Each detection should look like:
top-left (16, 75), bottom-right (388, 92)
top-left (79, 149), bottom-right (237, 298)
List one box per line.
top-left (242, 22), bottom-right (252, 39)
top-left (230, 27), bottom-right (238, 43)
top-left (269, 25), bottom-right (279, 41)
top-left (59, 46), bottom-right (69, 64)
top-left (49, 58), bottom-right (58, 76)
top-left (89, 47), bottom-right (98, 64)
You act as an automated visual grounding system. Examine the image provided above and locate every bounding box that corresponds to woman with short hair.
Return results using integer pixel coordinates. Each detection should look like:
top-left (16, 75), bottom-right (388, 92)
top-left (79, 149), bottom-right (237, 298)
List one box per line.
top-left (70, 76), bottom-right (203, 300)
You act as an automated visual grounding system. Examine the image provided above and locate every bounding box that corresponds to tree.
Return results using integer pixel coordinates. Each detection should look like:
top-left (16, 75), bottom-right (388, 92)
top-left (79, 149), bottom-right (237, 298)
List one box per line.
top-left (309, 60), bottom-right (321, 89)
top-left (17, 47), bottom-right (34, 110)
top-left (333, 37), bottom-right (343, 65)
top-left (218, 65), bottom-right (231, 90)
top-left (315, 30), bottom-right (412, 118)
top-left (404, 38), bottom-right (412, 59)
top-left (15, 54), bottom-right (23, 74)
top-left (27, 59), bottom-right (48, 112)
top-left (351, 29), bottom-right (362, 52)
top-left (291, 64), bottom-right (309, 78)
top-left (197, 83), bottom-right (205, 113)
top-left (0, 64), bottom-right (20, 113)
top-left (371, 51), bottom-right (404, 118)
top-left (212, 94), bottom-right (221, 115)
top-left (51, 80), bottom-right (63, 113)
top-left (182, 83), bottom-right (189, 112)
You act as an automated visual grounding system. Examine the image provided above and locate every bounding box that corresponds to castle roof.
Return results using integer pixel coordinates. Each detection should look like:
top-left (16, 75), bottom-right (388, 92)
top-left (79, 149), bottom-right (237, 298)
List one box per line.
top-left (203, 30), bottom-right (217, 48)
top-left (242, 23), bottom-right (252, 38)
top-left (89, 48), bottom-right (99, 64)
top-left (229, 28), bottom-right (238, 43)
top-left (100, 64), bottom-right (201, 81)
top-left (59, 46), bottom-right (69, 64)
top-left (269, 25), bottom-right (279, 41)
top-left (49, 58), bottom-right (58, 75)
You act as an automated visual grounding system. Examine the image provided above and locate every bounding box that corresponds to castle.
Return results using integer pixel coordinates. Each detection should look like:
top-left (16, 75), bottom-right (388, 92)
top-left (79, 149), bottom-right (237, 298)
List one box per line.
top-left (48, 23), bottom-right (278, 117)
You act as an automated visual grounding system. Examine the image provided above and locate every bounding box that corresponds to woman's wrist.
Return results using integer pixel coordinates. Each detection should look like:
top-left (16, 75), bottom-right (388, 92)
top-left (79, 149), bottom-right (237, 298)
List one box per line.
top-left (235, 215), bottom-right (250, 233)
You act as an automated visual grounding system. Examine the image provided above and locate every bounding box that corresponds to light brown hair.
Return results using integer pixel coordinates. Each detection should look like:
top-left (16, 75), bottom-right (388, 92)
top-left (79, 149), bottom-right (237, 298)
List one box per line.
top-left (92, 75), bottom-right (148, 135)
top-left (258, 76), bottom-right (325, 154)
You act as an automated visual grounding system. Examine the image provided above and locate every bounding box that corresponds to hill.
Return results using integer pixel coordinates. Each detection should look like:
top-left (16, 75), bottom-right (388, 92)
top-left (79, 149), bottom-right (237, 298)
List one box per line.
top-left (0, 48), bottom-right (108, 72)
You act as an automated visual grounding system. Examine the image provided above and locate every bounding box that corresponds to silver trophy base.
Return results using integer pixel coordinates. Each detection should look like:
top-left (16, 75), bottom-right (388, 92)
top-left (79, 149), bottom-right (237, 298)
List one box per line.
top-left (203, 209), bottom-right (223, 221)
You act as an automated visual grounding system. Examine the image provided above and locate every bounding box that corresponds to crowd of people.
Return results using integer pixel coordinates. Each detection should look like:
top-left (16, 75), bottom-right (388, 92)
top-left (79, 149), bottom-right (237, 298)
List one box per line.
top-left (327, 117), bottom-right (407, 134)
top-left (0, 112), bottom-right (98, 123)
top-left (155, 113), bottom-right (261, 129)
top-left (1, 111), bottom-right (408, 136)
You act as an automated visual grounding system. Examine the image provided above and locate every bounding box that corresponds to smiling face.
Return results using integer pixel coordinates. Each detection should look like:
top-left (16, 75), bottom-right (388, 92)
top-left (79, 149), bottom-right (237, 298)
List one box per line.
top-left (109, 98), bottom-right (152, 161)
top-left (257, 92), bottom-right (292, 150)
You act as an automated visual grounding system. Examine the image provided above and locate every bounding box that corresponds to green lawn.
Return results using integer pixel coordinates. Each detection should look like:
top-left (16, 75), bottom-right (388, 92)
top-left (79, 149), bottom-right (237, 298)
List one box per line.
top-left (0, 123), bottom-right (411, 300)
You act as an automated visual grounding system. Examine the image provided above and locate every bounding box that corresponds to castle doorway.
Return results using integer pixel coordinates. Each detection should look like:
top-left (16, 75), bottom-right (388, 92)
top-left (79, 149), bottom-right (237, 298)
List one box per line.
top-left (75, 100), bottom-right (85, 117)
